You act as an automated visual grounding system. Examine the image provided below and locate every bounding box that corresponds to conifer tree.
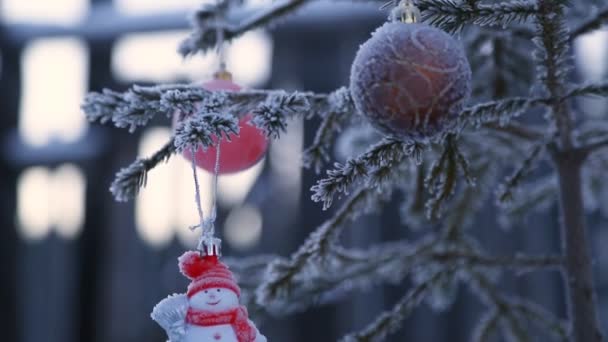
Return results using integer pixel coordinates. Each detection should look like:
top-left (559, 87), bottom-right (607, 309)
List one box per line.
top-left (83, 0), bottom-right (608, 340)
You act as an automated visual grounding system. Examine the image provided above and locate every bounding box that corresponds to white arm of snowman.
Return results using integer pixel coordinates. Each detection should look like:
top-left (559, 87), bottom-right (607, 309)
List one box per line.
top-left (151, 293), bottom-right (189, 342)
top-left (248, 319), bottom-right (267, 342)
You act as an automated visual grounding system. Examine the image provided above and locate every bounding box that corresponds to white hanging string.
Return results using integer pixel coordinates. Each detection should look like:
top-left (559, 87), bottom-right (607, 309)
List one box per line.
top-left (188, 12), bottom-right (227, 256)
top-left (189, 142), bottom-right (221, 255)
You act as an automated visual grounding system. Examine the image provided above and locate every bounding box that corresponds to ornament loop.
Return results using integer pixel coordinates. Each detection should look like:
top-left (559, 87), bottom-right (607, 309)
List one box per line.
top-left (390, 0), bottom-right (420, 23)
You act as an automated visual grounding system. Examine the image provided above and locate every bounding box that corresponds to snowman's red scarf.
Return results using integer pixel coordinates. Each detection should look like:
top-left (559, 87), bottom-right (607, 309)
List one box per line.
top-left (186, 306), bottom-right (256, 342)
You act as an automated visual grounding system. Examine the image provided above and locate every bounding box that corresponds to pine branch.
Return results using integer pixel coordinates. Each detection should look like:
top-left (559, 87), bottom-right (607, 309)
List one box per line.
top-left (179, 0), bottom-right (309, 56)
top-left (310, 138), bottom-right (408, 210)
top-left (339, 271), bottom-right (446, 342)
top-left (577, 138), bottom-right (608, 158)
top-left (562, 82), bottom-right (608, 100)
top-left (570, 6), bottom-right (608, 40)
top-left (173, 112), bottom-right (239, 153)
top-left (418, 0), bottom-right (539, 33)
top-left (497, 176), bottom-right (557, 229)
top-left (84, 83), bottom-right (331, 132)
top-left (496, 140), bottom-right (546, 205)
top-left (109, 139), bottom-right (176, 202)
top-left (251, 90), bottom-right (310, 139)
top-left (534, 0), bottom-right (572, 147)
top-left (458, 97), bottom-right (533, 128)
top-left (427, 251), bottom-right (563, 271)
top-left (472, 309), bottom-right (500, 342)
top-left (256, 188), bottom-right (378, 310)
top-left (83, 85), bottom-right (192, 132)
top-left (303, 87), bottom-right (355, 173)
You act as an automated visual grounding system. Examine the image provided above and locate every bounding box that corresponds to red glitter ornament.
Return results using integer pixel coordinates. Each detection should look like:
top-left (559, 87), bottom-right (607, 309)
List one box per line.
top-left (350, 21), bottom-right (472, 140)
top-left (176, 77), bottom-right (269, 174)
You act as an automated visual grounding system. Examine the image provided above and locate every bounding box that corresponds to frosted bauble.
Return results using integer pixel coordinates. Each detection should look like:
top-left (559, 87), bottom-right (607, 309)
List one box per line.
top-left (350, 22), bottom-right (472, 140)
top-left (176, 79), bottom-right (269, 174)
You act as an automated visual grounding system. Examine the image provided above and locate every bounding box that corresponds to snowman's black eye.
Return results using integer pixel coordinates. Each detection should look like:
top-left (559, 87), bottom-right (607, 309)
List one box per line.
top-left (204, 290), bottom-right (208, 293)
top-left (217, 289), bottom-right (221, 292)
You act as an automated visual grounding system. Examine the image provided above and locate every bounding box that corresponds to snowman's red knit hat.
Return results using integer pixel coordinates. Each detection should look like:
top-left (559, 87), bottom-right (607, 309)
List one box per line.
top-left (178, 251), bottom-right (241, 298)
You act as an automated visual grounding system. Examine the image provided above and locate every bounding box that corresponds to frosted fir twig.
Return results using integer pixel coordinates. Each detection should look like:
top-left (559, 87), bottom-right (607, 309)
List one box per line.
top-left (83, 85), bottom-right (189, 132)
top-left (173, 113), bottom-right (239, 152)
top-left (470, 271), bottom-right (532, 342)
top-left (418, 0), bottom-right (539, 33)
top-left (257, 188), bottom-right (377, 306)
top-left (251, 91), bottom-right (310, 139)
top-left (425, 137), bottom-right (467, 220)
top-left (510, 298), bottom-right (569, 341)
top-left (498, 176), bottom-right (557, 229)
top-left (483, 123), bottom-right (545, 141)
top-left (303, 87), bottom-right (355, 173)
top-left (577, 137), bottom-right (608, 158)
top-left (427, 251), bottom-right (563, 271)
top-left (110, 139), bottom-right (176, 202)
top-left (570, 6), bottom-right (608, 40)
top-left (339, 270), bottom-right (447, 342)
top-left (311, 138), bottom-right (408, 210)
top-left (562, 81), bottom-right (608, 100)
top-left (534, 1), bottom-right (572, 145)
top-left (84, 83), bottom-right (334, 131)
top-left (472, 309), bottom-right (500, 342)
top-left (179, 0), bottom-right (309, 56)
top-left (458, 97), bottom-right (533, 128)
top-left (496, 140), bottom-right (546, 205)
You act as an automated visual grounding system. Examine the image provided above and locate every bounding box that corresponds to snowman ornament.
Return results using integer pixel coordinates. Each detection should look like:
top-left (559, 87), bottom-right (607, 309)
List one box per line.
top-left (152, 251), bottom-right (267, 342)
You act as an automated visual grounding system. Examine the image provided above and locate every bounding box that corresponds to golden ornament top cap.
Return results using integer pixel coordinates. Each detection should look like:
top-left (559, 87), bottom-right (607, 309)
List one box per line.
top-left (213, 69), bottom-right (233, 81)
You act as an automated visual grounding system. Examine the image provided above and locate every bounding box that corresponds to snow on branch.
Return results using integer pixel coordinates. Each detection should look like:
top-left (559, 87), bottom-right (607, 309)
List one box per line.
top-left (173, 113), bottom-right (239, 152)
top-left (534, 0), bottom-right (571, 138)
top-left (83, 85), bottom-right (192, 132)
top-left (496, 139), bottom-right (547, 205)
top-left (563, 81), bottom-right (608, 100)
top-left (84, 83), bottom-right (336, 134)
top-left (418, 0), bottom-right (539, 33)
top-left (570, 6), bottom-right (608, 40)
top-left (257, 188), bottom-right (381, 312)
top-left (303, 87), bottom-right (355, 173)
top-left (252, 91), bottom-right (310, 139)
top-left (339, 270), bottom-right (445, 342)
top-left (179, 0), bottom-right (309, 56)
top-left (110, 139), bottom-right (176, 202)
top-left (471, 271), bottom-right (568, 341)
top-left (458, 97), bottom-right (533, 128)
top-left (310, 138), bottom-right (410, 210)
top-left (424, 136), bottom-right (477, 220)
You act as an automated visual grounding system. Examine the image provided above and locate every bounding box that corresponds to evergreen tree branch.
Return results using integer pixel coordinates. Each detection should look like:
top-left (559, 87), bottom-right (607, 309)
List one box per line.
top-left (534, 0), bottom-right (572, 148)
top-left (576, 138), bottom-right (608, 159)
top-left (179, 0), bottom-right (309, 56)
top-left (538, 1), bottom-right (604, 340)
top-left (173, 112), bottom-right (240, 152)
top-left (472, 309), bottom-right (500, 342)
top-left (339, 271), bottom-right (446, 342)
top-left (311, 138), bottom-right (409, 210)
top-left (496, 140), bottom-right (546, 205)
top-left (562, 82), bottom-right (608, 100)
top-left (83, 83), bottom-right (330, 132)
top-left (418, 0), bottom-right (539, 33)
top-left (109, 139), bottom-right (176, 202)
top-left (251, 90), bottom-right (311, 139)
top-left (570, 6), bottom-right (608, 41)
top-left (303, 87), bottom-right (355, 173)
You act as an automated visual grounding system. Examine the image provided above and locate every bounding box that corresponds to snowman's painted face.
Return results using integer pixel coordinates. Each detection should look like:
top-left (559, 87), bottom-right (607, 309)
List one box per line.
top-left (190, 287), bottom-right (239, 312)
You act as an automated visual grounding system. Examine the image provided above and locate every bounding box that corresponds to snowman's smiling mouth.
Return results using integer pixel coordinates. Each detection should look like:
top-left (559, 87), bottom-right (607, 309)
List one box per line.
top-left (206, 300), bottom-right (221, 306)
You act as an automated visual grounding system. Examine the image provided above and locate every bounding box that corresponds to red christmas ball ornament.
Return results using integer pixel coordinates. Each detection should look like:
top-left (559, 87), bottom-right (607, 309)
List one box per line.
top-left (350, 21), bottom-right (472, 140)
top-left (177, 77), bottom-right (269, 174)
